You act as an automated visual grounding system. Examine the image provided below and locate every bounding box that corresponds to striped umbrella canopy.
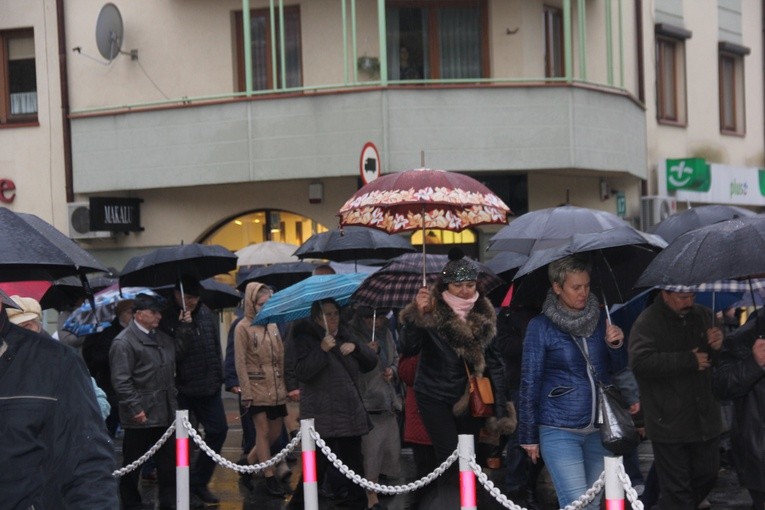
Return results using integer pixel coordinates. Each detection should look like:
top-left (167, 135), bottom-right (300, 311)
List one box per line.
top-left (253, 273), bottom-right (368, 325)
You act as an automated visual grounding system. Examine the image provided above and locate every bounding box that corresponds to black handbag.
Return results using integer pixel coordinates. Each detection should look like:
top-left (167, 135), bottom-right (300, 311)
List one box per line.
top-left (572, 336), bottom-right (640, 456)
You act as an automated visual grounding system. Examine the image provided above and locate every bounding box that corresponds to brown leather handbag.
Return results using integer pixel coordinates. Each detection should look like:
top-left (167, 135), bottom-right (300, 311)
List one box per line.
top-left (465, 361), bottom-right (494, 417)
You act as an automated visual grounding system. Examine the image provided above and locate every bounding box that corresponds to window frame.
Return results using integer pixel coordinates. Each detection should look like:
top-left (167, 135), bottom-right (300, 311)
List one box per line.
top-left (718, 42), bottom-right (749, 136)
top-left (234, 6), bottom-right (303, 92)
top-left (387, 0), bottom-right (490, 80)
top-left (0, 28), bottom-right (37, 126)
top-left (543, 5), bottom-right (564, 78)
top-left (655, 34), bottom-right (688, 126)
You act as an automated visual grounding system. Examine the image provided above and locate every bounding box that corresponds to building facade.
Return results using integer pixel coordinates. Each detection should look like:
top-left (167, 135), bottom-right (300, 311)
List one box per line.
top-left (0, 0), bottom-right (762, 268)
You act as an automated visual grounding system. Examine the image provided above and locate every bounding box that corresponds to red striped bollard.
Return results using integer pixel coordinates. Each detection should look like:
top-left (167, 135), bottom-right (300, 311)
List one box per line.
top-left (604, 456), bottom-right (626, 510)
top-left (300, 418), bottom-right (320, 510)
top-left (458, 434), bottom-right (477, 510)
top-left (176, 410), bottom-right (190, 510)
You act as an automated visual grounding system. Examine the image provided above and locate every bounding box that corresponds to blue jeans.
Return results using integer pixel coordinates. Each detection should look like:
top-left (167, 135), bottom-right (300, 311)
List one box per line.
top-left (178, 392), bottom-right (229, 491)
top-left (539, 426), bottom-right (608, 508)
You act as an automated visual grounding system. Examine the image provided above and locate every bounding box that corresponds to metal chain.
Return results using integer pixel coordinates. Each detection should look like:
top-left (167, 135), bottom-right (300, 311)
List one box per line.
top-left (112, 423), bottom-right (176, 478)
top-left (309, 426), bottom-right (458, 495)
top-left (182, 415), bottom-right (301, 474)
top-left (617, 462), bottom-right (644, 510)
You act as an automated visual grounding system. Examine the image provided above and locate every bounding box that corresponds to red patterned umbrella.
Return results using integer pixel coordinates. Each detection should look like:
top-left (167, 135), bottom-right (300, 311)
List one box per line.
top-left (338, 168), bottom-right (511, 284)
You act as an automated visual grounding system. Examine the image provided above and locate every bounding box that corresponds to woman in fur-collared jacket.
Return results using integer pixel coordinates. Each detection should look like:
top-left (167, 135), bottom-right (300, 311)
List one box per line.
top-left (400, 249), bottom-right (515, 495)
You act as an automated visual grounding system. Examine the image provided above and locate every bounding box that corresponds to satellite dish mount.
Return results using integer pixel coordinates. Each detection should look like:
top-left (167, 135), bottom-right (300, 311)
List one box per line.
top-left (74, 3), bottom-right (137, 65)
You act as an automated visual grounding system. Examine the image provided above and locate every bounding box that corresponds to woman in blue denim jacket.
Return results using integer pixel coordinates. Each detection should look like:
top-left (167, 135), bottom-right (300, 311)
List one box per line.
top-left (518, 255), bottom-right (627, 508)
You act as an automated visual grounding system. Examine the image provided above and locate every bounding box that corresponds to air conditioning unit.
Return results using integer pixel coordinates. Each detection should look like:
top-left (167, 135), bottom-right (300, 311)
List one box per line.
top-left (67, 202), bottom-right (113, 239)
top-left (640, 195), bottom-right (677, 231)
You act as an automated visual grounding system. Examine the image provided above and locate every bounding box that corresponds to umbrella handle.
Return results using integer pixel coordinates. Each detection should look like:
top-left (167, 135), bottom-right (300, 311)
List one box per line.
top-left (322, 311), bottom-right (329, 334)
top-left (421, 208), bottom-right (427, 287)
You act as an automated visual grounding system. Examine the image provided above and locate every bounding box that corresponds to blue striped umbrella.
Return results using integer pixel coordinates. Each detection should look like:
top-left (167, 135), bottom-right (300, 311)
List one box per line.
top-left (253, 273), bottom-right (368, 325)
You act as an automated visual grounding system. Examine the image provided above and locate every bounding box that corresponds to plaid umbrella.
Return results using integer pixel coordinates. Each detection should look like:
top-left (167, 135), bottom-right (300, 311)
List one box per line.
top-left (253, 273), bottom-right (368, 325)
top-left (350, 253), bottom-right (503, 310)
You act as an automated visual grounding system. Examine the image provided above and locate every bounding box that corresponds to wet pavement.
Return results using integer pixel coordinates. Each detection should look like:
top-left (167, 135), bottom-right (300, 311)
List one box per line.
top-left (121, 392), bottom-right (753, 509)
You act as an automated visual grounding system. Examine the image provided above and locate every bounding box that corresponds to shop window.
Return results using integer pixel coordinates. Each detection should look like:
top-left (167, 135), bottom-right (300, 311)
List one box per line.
top-left (235, 6), bottom-right (302, 91)
top-left (544, 6), bottom-right (564, 78)
top-left (718, 42), bottom-right (748, 135)
top-left (204, 209), bottom-right (327, 252)
top-left (386, 1), bottom-right (488, 80)
top-left (0, 29), bottom-right (37, 124)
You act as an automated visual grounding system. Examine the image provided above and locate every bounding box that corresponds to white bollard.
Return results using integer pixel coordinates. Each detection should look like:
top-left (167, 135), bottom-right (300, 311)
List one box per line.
top-left (604, 456), bottom-right (625, 510)
top-left (300, 418), bottom-right (319, 510)
top-left (176, 410), bottom-right (190, 510)
top-left (458, 434), bottom-right (477, 510)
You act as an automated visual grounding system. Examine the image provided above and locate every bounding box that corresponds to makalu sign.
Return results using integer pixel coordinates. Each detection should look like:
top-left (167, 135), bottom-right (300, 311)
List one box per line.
top-left (658, 158), bottom-right (765, 206)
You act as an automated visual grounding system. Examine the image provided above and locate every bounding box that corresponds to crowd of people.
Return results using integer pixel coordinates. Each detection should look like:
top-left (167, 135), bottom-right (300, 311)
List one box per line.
top-left (1, 248), bottom-right (763, 510)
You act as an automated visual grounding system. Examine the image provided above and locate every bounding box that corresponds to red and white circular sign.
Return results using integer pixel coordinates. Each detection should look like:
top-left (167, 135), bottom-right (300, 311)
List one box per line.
top-left (359, 142), bottom-right (381, 185)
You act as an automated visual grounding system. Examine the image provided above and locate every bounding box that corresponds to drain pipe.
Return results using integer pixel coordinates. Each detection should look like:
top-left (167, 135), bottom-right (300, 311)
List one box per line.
top-left (56, 0), bottom-right (74, 204)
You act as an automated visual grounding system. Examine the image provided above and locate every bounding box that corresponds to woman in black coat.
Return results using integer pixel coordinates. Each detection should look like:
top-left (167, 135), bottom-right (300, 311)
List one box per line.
top-left (285, 298), bottom-right (377, 510)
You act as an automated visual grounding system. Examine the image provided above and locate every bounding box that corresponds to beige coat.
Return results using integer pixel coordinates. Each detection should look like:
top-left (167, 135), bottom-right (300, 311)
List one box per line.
top-left (234, 282), bottom-right (287, 406)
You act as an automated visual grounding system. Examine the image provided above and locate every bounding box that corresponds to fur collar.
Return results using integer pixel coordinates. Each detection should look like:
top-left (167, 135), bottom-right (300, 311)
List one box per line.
top-left (400, 291), bottom-right (496, 375)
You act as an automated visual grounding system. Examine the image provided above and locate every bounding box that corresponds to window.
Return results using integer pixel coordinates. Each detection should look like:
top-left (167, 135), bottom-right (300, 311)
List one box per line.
top-left (386, 1), bottom-right (489, 81)
top-left (718, 42), bottom-right (749, 135)
top-left (655, 24), bottom-right (691, 125)
top-left (235, 7), bottom-right (302, 92)
top-left (0, 29), bottom-right (37, 124)
top-left (544, 6), bottom-right (564, 78)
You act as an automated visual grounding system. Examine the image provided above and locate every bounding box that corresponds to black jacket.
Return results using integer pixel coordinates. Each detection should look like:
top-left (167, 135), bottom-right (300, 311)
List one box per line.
top-left (289, 318), bottom-right (377, 438)
top-left (160, 300), bottom-right (223, 397)
top-left (0, 310), bottom-right (118, 509)
top-left (399, 292), bottom-right (510, 421)
top-left (713, 316), bottom-right (765, 492)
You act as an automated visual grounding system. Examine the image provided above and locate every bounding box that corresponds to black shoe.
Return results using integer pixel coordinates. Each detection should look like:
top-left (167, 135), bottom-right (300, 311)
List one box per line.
top-left (192, 487), bottom-right (220, 506)
top-left (265, 475), bottom-right (286, 497)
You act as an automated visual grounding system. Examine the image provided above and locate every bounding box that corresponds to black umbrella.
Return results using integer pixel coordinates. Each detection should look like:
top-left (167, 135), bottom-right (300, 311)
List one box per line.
top-left (236, 261), bottom-right (316, 291)
top-left (155, 278), bottom-right (242, 310)
top-left (293, 226), bottom-right (415, 263)
top-left (636, 216), bottom-right (765, 288)
top-left (485, 251), bottom-right (529, 280)
top-left (649, 204), bottom-right (757, 243)
top-left (0, 208), bottom-right (108, 281)
top-left (39, 276), bottom-right (86, 311)
top-left (511, 227), bottom-right (666, 307)
top-left (488, 205), bottom-right (629, 254)
top-left (119, 243), bottom-right (238, 288)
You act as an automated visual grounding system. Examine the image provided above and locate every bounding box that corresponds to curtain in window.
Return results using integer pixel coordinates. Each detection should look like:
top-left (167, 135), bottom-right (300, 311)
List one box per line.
top-left (439, 8), bottom-right (481, 79)
top-left (10, 92), bottom-right (36, 115)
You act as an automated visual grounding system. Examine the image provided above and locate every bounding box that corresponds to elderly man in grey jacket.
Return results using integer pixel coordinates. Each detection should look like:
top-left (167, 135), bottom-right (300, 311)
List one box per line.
top-left (111, 293), bottom-right (179, 510)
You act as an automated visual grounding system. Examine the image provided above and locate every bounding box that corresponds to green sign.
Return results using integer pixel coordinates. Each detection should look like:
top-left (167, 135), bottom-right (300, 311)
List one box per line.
top-left (616, 192), bottom-right (626, 218)
top-left (666, 158), bottom-right (711, 192)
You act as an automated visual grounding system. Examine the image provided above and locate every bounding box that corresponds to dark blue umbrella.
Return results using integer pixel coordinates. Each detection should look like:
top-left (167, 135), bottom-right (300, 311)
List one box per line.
top-left (119, 243), bottom-right (237, 288)
top-left (155, 278), bottom-right (242, 310)
top-left (649, 204), bottom-right (756, 243)
top-left (237, 261), bottom-right (316, 291)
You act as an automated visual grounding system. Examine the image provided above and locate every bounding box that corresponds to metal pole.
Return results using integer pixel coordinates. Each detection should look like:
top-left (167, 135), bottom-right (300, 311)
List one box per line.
top-left (563, 0), bottom-right (573, 82)
top-left (341, 0), bottom-right (349, 84)
top-left (351, 0), bottom-right (358, 83)
top-left (301, 418), bottom-right (319, 510)
top-left (279, 0), bottom-right (286, 89)
top-left (604, 456), bottom-right (625, 510)
top-left (605, 0), bottom-right (614, 86)
top-left (577, 0), bottom-right (586, 80)
top-left (458, 434), bottom-right (477, 510)
top-left (618, 0), bottom-right (624, 88)
top-left (242, 0), bottom-right (252, 95)
top-left (176, 410), bottom-right (190, 510)
top-left (269, 0), bottom-right (277, 90)
top-left (377, 0), bottom-right (388, 84)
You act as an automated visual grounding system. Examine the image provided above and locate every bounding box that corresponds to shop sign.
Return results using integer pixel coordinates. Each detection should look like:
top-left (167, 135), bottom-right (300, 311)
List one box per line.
top-left (89, 197), bottom-right (144, 232)
top-left (659, 159), bottom-right (765, 206)
top-left (0, 179), bottom-right (16, 203)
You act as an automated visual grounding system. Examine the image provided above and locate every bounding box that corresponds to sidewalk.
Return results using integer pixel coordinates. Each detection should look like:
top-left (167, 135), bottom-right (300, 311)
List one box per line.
top-left (128, 392), bottom-right (753, 509)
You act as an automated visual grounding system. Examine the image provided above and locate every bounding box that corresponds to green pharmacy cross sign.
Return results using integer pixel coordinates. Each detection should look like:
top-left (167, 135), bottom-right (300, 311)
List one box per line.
top-left (666, 158), bottom-right (711, 192)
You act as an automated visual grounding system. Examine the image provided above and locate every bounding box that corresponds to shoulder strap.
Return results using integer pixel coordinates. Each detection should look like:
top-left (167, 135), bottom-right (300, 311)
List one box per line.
top-left (570, 334), bottom-right (603, 385)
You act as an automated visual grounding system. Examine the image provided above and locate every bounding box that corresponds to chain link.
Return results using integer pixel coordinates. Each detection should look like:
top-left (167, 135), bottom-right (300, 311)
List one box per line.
top-left (617, 462), bottom-right (644, 510)
top-left (309, 426), bottom-right (458, 495)
top-left (112, 423), bottom-right (176, 478)
top-left (182, 415), bottom-right (301, 474)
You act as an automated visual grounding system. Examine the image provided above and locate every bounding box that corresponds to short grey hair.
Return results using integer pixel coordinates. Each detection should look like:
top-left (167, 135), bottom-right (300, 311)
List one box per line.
top-left (548, 255), bottom-right (591, 286)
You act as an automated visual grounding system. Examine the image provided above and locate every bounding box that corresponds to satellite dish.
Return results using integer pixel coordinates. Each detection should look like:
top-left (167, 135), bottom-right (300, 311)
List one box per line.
top-left (95, 3), bottom-right (123, 61)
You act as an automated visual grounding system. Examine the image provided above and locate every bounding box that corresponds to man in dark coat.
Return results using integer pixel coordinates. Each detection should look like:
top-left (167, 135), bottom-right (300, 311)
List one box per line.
top-left (712, 313), bottom-right (765, 509)
top-left (0, 290), bottom-right (118, 508)
top-left (629, 290), bottom-right (724, 510)
top-left (159, 276), bottom-right (228, 506)
top-left (111, 293), bottom-right (178, 510)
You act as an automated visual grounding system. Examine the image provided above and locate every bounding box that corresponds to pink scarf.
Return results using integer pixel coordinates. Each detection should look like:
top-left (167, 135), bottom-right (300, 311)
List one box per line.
top-left (441, 290), bottom-right (479, 321)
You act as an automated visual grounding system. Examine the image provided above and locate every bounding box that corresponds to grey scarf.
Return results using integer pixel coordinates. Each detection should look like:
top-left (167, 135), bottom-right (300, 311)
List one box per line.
top-left (542, 289), bottom-right (600, 337)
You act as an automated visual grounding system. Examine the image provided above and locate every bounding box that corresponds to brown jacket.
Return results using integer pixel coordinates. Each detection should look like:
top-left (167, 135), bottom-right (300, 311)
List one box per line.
top-left (234, 282), bottom-right (287, 406)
